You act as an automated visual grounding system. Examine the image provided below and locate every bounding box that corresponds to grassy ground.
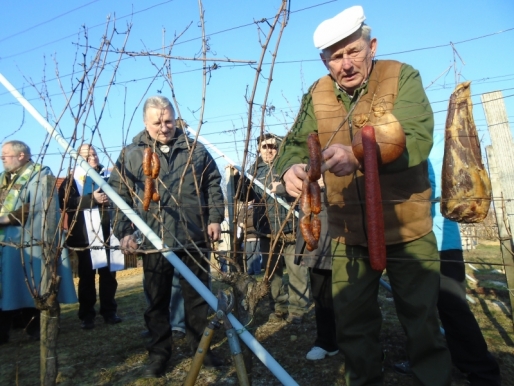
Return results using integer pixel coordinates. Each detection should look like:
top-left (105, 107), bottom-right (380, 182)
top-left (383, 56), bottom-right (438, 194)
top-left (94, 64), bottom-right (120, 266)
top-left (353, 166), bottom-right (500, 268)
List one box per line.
top-left (0, 241), bottom-right (513, 385)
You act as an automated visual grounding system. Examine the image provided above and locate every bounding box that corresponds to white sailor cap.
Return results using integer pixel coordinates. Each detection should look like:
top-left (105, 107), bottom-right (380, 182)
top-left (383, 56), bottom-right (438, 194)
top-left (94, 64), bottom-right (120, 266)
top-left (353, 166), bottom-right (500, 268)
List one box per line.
top-left (313, 5), bottom-right (366, 50)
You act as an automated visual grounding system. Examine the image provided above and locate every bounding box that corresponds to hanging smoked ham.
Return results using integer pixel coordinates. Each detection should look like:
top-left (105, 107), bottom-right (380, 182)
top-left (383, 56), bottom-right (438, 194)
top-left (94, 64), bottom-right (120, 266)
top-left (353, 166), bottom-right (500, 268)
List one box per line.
top-left (441, 81), bottom-right (491, 223)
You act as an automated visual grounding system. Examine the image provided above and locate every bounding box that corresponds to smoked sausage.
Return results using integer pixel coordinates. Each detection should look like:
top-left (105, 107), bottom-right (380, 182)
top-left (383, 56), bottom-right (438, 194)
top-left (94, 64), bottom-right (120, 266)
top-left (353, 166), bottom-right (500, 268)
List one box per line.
top-left (143, 148), bottom-right (152, 177)
top-left (361, 125), bottom-right (386, 271)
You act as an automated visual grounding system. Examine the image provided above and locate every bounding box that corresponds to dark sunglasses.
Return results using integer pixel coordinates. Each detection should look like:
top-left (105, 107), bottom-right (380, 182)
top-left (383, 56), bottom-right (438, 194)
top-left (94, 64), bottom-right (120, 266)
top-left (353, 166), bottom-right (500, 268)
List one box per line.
top-left (260, 144), bottom-right (276, 150)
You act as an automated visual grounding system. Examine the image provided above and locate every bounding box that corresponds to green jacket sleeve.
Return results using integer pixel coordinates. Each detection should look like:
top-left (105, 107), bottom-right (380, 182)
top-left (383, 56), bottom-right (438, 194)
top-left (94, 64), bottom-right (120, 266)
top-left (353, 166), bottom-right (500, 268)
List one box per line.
top-left (275, 92), bottom-right (318, 176)
top-left (380, 64), bottom-right (434, 173)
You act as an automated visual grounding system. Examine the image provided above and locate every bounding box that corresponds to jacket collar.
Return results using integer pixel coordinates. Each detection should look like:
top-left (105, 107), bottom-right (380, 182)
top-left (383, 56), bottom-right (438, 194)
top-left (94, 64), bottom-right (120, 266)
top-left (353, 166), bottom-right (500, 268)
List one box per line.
top-left (133, 128), bottom-right (190, 150)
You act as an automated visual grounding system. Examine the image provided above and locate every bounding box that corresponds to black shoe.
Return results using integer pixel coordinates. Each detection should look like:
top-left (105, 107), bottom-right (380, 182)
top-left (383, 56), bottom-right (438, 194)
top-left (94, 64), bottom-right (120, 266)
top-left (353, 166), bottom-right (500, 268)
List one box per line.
top-left (140, 330), bottom-right (151, 338)
top-left (172, 330), bottom-right (186, 341)
top-left (104, 315), bottom-right (122, 324)
top-left (203, 351), bottom-right (224, 369)
top-left (142, 356), bottom-right (167, 378)
top-left (394, 361), bottom-right (412, 375)
top-left (0, 334), bottom-right (9, 345)
top-left (27, 330), bottom-right (40, 341)
top-left (81, 319), bottom-right (95, 330)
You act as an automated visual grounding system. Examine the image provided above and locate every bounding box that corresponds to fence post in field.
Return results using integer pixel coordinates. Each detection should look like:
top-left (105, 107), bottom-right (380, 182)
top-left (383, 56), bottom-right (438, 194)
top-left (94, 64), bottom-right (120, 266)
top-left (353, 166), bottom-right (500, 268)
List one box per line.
top-left (486, 146), bottom-right (514, 328)
top-left (481, 91), bottom-right (514, 235)
top-left (40, 175), bottom-right (60, 385)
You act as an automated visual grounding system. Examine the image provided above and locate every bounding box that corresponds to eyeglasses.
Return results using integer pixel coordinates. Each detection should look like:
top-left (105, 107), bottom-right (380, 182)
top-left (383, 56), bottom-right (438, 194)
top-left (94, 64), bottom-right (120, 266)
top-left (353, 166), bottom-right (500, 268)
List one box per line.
top-left (260, 144), bottom-right (276, 150)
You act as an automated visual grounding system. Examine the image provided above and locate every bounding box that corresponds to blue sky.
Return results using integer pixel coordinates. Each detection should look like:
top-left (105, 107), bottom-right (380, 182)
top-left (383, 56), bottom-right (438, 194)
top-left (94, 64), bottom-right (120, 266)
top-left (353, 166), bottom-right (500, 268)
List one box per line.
top-left (1, 0), bottom-right (513, 176)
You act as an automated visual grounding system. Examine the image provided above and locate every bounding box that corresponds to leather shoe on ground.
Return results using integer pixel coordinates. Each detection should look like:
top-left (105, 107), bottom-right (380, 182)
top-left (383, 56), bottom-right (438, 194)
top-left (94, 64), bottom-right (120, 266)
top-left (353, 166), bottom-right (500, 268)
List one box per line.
top-left (140, 330), bottom-right (151, 338)
top-left (394, 361), bottom-right (412, 375)
top-left (27, 330), bottom-right (40, 341)
top-left (203, 351), bottom-right (224, 368)
top-left (80, 320), bottom-right (95, 330)
top-left (285, 313), bottom-right (303, 325)
top-left (104, 315), bottom-right (122, 324)
top-left (172, 330), bottom-right (186, 340)
top-left (142, 357), bottom-right (167, 378)
top-left (268, 312), bottom-right (286, 323)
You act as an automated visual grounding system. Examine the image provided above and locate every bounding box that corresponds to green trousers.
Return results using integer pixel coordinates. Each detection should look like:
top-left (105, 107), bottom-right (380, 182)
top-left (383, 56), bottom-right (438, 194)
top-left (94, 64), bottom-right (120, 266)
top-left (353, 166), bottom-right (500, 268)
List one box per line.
top-left (260, 238), bottom-right (310, 316)
top-left (332, 232), bottom-right (451, 386)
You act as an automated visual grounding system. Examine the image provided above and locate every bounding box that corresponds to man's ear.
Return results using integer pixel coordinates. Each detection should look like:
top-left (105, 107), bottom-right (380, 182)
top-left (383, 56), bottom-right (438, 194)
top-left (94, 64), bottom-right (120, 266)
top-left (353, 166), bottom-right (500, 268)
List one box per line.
top-left (370, 38), bottom-right (378, 58)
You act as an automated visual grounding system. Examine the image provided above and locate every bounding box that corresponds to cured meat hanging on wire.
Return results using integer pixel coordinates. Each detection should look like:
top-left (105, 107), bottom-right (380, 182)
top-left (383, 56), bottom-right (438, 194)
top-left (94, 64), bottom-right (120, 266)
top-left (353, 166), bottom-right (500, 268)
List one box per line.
top-left (441, 81), bottom-right (492, 223)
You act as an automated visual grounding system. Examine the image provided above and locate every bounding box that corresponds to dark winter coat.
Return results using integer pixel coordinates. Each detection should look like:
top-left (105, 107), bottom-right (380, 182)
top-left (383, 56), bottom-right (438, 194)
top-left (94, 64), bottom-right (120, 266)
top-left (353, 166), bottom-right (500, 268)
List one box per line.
top-left (58, 165), bottom-right (111, 247)
top-left (108, 129), bottom-right (224, 249)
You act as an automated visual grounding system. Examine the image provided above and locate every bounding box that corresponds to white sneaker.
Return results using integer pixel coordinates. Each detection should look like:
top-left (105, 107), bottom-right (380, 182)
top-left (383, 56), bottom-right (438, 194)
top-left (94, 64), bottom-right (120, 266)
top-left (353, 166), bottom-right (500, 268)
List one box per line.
top-left (305, 346), bottom-right (339, 360)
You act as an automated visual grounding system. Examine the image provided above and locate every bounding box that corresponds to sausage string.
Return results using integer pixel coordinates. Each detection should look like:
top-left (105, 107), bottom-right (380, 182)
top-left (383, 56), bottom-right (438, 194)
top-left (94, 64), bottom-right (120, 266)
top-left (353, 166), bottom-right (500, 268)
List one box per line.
top-left (300, 133), bottom-right (323, 251)
top-left (142, 148), bottom-right (161, 211)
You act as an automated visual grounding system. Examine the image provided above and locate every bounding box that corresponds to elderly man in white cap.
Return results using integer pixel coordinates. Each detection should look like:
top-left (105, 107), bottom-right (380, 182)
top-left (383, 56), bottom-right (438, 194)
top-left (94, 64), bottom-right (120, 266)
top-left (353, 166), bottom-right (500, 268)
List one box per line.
top-left (275, 5), bottom-right (452, 385)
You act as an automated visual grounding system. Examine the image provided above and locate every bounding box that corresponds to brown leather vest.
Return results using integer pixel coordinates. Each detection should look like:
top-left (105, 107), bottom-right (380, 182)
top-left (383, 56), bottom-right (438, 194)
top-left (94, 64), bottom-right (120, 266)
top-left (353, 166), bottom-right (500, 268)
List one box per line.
top-left (311, 60), bottom-right (432, 246)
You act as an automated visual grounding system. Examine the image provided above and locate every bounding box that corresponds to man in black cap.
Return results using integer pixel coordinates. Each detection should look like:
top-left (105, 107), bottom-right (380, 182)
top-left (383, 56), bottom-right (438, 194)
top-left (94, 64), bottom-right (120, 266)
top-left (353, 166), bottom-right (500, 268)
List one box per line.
top-left (238, 133), bottom-right (310, 324)
top-left (276, 5), bottom-right (452, 385)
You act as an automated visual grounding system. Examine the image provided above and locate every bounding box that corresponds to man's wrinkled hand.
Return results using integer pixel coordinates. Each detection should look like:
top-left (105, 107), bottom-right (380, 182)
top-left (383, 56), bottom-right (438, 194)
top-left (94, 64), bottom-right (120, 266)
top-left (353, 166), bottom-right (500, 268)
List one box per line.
top-left (93, 188), bottom-right (109, 205)
top-left (120, 234), bottom-right (139, 254)
top-left (208, 223), bottom-right (222, 242)
top-left (282, 164), bottom-right (308, 197)
top-left (321, 144), bottom-right (360, 176)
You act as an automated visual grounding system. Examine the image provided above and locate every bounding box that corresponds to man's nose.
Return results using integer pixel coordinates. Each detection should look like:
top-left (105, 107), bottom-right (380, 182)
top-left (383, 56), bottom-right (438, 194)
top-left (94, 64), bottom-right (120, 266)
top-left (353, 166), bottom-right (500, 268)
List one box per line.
top-left (341, 57), bottom-right (353, 69)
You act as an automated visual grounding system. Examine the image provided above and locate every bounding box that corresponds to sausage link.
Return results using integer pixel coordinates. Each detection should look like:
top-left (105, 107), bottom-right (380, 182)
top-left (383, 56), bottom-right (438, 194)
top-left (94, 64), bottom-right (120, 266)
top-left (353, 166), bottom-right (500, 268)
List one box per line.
top-left (151, 152), bottom-right (160, 179)
top-left (152, 177), bottom-right (160, 202)
top-left (143, 148), bottom-right (153, 177)
top-left (300, 179), bottom-right (312, 216)
top-left (300, 216), bottom-right (318, 251)
top-left (309, 181), bottom-right (321, 215)
top-left (307, 133), bottom-right (322, 182)
top-left (143, 177), bottom-right (154, 211)
top-left (362, 125), bottom-right (386, 271)
top-left (311, 214), bottom-right (321, 242)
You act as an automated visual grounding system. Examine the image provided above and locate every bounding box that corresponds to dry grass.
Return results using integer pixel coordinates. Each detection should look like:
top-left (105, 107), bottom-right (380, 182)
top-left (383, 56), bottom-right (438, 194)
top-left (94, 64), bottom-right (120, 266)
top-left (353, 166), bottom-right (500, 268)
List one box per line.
top-left (0, 242), bottom-right (513, 385)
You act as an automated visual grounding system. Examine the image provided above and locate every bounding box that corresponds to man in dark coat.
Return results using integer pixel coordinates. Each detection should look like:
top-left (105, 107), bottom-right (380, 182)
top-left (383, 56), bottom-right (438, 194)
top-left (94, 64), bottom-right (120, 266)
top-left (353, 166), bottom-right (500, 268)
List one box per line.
top-left (239, 133), bottom-right (310, 324)
top-left (59, 144), bottom-right (120, 330)
top-left (109, 96), bottom-right (225, 378)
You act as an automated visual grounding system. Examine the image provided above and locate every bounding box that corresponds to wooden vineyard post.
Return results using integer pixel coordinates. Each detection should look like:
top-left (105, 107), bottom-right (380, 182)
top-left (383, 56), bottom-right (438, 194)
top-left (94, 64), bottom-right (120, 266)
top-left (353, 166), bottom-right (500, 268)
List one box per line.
top-left (481, 91), bottom-right (514, 237)
top-left (481, 91), bottom-right (514, 327)
top-left (40, 175), bottom-right (61, 385)
top-left (486, 146), bottom-right (514, 328)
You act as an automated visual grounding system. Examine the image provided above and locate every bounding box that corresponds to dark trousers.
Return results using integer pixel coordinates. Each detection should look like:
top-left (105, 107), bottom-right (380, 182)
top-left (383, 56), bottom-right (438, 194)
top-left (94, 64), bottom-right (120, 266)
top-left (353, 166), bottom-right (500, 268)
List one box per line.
top-left (0, 307), bottom-right (40, 342)
top-left (143, 251), bottom-right (210, 361)
top-left (76, 249), bottom-right (118, 321)
top-left (310, 268), bottom-right (338, 352)
top-left (438, 249), bottom-right (501, 386)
